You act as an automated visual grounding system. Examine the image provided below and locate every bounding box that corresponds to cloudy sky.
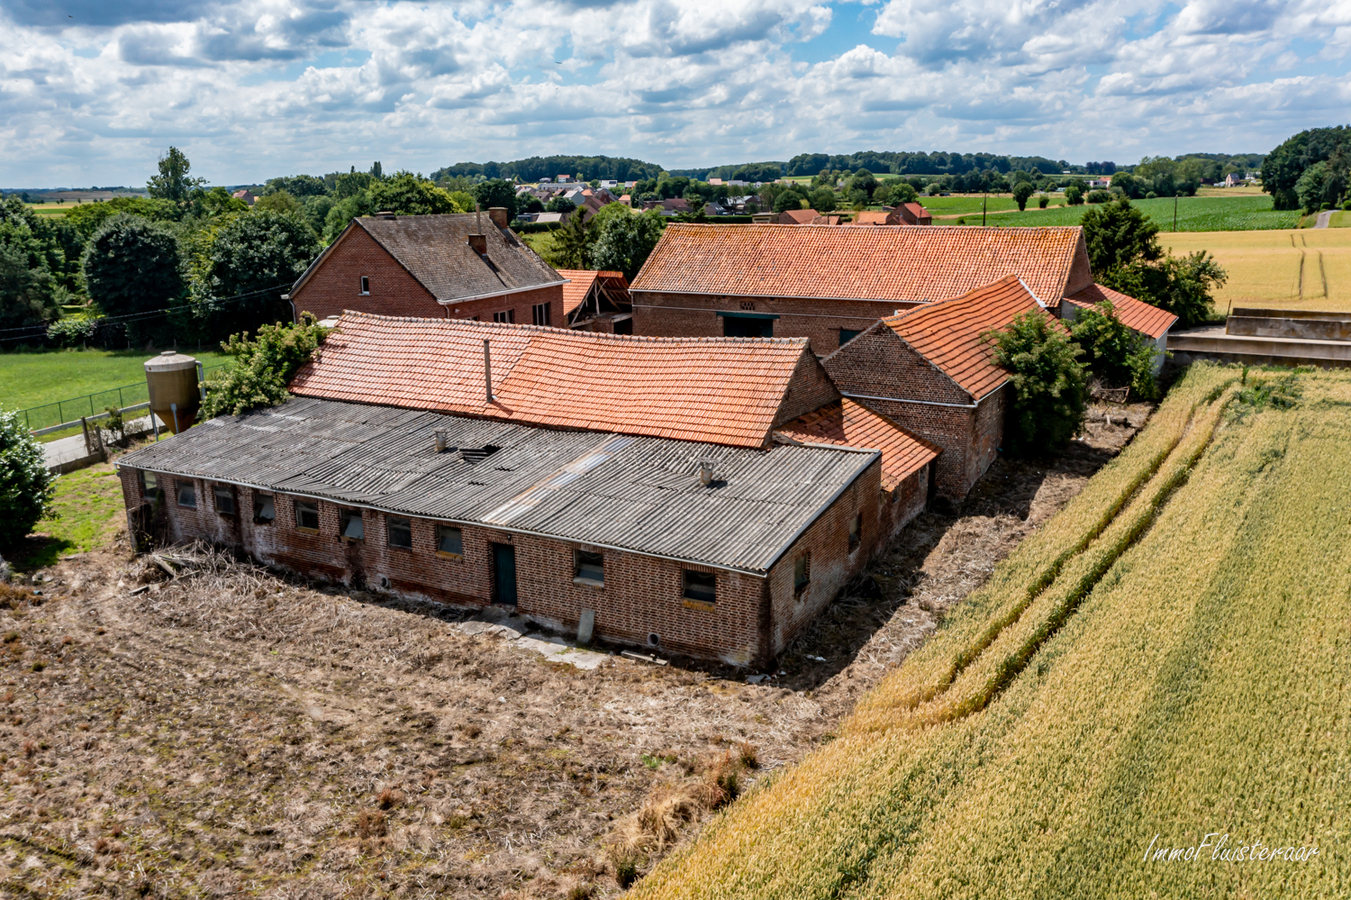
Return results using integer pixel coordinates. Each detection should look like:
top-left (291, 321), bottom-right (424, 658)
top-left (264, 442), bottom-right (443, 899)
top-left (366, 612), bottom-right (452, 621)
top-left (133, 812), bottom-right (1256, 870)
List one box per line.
top-left (2, 0), bottom-right (1348, 187)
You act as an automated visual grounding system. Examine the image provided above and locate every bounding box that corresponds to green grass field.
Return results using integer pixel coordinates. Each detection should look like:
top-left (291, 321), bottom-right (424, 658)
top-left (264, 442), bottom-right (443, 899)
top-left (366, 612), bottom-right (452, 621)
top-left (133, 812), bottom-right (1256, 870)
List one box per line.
top-left (0, 348), bottom-right (232, 423)
top-left (634, 364), bottom-right (1351, 899)
top-left (941, 195), bottom-right (1301, 232)
top-left (4, 461), bottom-right (127, 570)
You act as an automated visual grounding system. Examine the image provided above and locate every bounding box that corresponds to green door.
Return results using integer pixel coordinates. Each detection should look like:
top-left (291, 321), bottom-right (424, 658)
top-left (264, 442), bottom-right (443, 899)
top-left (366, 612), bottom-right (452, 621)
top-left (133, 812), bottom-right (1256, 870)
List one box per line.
top-left (492, 543), bottom-right (517, 606)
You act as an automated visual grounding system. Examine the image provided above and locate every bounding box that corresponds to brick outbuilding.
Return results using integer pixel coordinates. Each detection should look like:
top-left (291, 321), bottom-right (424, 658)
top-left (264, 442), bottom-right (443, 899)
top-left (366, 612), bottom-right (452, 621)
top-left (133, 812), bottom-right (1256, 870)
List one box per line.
top-left (286, 212), bottom-right (565, 327)
top-left (823, 275), bottom-right (1057, 501)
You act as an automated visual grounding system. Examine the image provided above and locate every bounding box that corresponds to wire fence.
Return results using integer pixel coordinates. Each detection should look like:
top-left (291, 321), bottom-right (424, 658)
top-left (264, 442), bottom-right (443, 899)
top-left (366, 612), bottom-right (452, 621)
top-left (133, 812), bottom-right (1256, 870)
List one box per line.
top-left (16, 363), bottom-right (228, 434)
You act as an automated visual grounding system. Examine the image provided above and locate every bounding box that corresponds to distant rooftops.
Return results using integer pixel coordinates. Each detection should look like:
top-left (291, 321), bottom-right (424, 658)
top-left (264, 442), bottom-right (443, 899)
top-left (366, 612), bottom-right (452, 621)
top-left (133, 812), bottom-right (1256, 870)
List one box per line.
top-left (290, 312), bottom-right (830, 449)
top-left (631, 223), bottom-right (1093, 305)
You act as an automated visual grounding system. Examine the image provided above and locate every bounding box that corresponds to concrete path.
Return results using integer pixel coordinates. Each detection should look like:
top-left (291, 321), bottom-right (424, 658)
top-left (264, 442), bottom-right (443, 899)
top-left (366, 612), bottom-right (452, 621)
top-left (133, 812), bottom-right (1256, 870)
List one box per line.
top-left (42, 414), bottom-right (161, 471)
top-left (1314, 209), bottom-right (1334, 229)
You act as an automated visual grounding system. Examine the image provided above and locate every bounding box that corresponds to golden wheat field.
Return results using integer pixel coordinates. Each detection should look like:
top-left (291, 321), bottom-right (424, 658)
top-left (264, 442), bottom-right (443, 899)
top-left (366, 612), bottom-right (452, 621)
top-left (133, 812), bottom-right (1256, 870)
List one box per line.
top-left (633, 364), bottom-right (1351, 899)
top-left (1164, 229), bottom-right (1351, 312)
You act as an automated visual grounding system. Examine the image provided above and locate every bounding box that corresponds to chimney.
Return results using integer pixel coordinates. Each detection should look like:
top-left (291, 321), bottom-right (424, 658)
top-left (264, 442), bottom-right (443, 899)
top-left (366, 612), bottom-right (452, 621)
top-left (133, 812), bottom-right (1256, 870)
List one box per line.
top-left (488, 207), bottom-right (509, 229)
top-left (468, 203), bottom-right (487, 255)
top-left (698, 460), bottom-right (714, 487)
top-left (483, 339), bottom-right (494, 403)
top-left (434, 430), bottom-right (448, 453)
top-left (376, 210), bottom-right (396, 220)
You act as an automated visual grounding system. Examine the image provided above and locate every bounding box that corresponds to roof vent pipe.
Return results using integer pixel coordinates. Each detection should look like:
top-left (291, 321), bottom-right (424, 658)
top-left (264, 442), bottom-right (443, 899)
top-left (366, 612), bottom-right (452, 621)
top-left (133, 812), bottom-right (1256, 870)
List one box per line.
top-left (483, 339), bottom-right (494, 403)
top-left (434, 430), bottom-right (448, 453)
top-left (468, 203), bottom-right (488, 255)
top-left (698, 460), bottom-right (714, 487)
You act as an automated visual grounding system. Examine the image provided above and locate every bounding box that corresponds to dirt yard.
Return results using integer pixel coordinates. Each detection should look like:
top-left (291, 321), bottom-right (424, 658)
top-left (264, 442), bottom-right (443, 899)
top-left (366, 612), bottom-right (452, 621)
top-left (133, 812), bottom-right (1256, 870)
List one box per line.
top-left (0, 404), bottom-right (1147, 898)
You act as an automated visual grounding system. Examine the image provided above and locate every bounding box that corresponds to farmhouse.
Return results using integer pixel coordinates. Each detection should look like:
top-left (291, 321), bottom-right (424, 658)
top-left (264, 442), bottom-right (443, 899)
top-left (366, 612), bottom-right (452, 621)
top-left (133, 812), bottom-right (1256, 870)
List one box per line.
top-left (629, 224), bottom-right (1092, 352)
top-left (1061, 282), bottom-right (1177, 370)
top-left (117, 314), bottom-right (939, 665)
top-left (823, 275), bottom-right (1056, 500)
top-left (284, 211), bottom-right (565, 327)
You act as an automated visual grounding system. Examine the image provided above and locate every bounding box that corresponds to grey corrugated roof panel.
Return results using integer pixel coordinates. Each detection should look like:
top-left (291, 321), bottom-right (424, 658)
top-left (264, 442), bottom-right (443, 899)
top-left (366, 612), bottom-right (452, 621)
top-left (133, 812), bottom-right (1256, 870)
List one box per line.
top-left (117, 398), bottom-right (876, 574)
top-left (353, 214), bottom-right (564, 303)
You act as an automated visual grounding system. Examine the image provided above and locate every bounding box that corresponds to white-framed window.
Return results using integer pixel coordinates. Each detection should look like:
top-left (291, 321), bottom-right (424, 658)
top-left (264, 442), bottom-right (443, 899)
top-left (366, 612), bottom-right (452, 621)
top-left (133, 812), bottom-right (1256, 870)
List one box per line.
top-left (493, 309), bottom-right (515, 324)
top-left (359, 275), bottom-right (370, 295)
top-left (532, 302), bottom-right (551, 326)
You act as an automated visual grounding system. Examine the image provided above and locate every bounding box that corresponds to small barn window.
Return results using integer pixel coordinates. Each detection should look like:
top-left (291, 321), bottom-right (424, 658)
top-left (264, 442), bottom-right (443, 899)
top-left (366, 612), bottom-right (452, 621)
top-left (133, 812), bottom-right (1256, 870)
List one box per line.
top-left (176, 480), bottom-right (197, 509)
top-left (839, 328), bottom-right (862, 348)
top-left (574, 550), bottom-right (604, 585)
top-left (849, 513), bottom-right (863, 553)
top-left (359, 275), bottom-right (370, 295)
top-left (493, 309), bottom-right (515, 324)
top-left (254, 492), bottom-right (275, 524)
top-left (437, 525), bottom-right (463, 557)
top-left (340, 507), bottom-right (364, 540)
top-left (213, 483), bottom-right (235, 516)
top-left (140, 471), bottom-right (161, 502)
top-left (794, 554), bottom-right (810, 595)
top-left (532, 302), bottom-right (551, 326)
top-left (295, 499), bottom-right (320, 531)
top-left (683, 570), bottom-right (716, 604)
top-left (387, 516), bottom-right (412, 549)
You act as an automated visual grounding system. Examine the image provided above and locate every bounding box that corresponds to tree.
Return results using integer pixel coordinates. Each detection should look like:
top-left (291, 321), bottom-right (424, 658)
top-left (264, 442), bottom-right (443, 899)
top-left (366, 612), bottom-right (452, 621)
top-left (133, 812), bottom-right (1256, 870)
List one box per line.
top-left (848, 169), bottom-right (878, 200)
top-left (988, 313), bottom-right (1087, 455)
top-left (591, 209), bottom-right (666, 280)
top-left (146, 147), bottom-right (206, 203)
top-left (368, 173), bottom-right (462, 216)
top-left (253, 190), bottom-right (304, 218)
top-left (548, 211), bottom-right (596, 269)
top-left (64, 196), bottom-right (180, 240)
top-left (810, 186), bottom-right (838, 212)
top-left (1099, 252), bottom-right (1226, 329)
top-left (195, 210), bottom-right (321, 341)
top-left (1012, 181), bottom-right (1035, 211)
top-left (199, 314), bottom-right (328, 418)
top-left (334, 171), bottom-right (375, 199)
top-left (546, 197), bottom-right (576, 214)
top-left (1079, 197), bottom-right (1161, 273)
top-left (83, 215), bottom-right (185, 339)
top-left (0, 231), bottom-right (60, 332)
top-left (263, 174), bottom-right (328, 198)
top-left (1068, 301), bottom-right (1161, 400)
top-left (1295, 160), bottom-right (1348, 213)
top-left (1262, 126), bottom-right (1350, 210)
top-left (1064, 184), bottom-right (1084, 206)
top-left (323, 192), bottom-right (375, 242)
top-left (0, 409), bottom-right (57, 547)
top-left (773, 189), bottom-right (807, 214)
top-left (473, 179), bottom-right (518, 217)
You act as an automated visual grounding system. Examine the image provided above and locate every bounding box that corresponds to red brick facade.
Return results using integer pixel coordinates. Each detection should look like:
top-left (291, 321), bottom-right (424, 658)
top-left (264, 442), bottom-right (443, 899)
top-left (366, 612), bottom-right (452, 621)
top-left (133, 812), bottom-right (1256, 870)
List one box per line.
top-left (631, 291), bottom-right (922, 355)
top-left (289, 227), bottom-right (566, 328)
top-left (119, 459), bottom-right (883, 668)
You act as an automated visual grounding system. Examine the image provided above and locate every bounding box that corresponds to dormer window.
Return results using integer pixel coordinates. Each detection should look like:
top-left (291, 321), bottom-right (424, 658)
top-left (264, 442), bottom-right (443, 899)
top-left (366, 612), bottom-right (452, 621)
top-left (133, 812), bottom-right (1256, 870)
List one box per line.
top-left (359, 276), bottom-right (370, 295)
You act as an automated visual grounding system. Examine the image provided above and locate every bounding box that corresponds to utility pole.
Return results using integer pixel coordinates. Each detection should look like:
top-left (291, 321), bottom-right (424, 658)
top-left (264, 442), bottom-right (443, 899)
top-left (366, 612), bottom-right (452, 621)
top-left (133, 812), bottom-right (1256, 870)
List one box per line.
top-left (1174, 193), bottom-right (1179, 233)
top-left (983, 191), bottom-right (987, 226)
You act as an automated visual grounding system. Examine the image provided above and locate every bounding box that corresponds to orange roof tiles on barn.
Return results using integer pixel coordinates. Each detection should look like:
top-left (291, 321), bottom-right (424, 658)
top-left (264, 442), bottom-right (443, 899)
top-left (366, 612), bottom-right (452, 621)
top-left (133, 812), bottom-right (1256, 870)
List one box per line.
top-left (776, 399), bottom-right (939, 492)
top-left (1065, 283), bottom-right (1178, 339)
top-left (630, 224), bottom-right (1091, 305)
top-left (779, 209), bottom-right (820, 225)
top-left (556, 269), bottom-right (627, 316)
top-left (850, 211), bottom-right (892, 225)
top-left (289, 312), bottom-right (822, 449)
top-left (881, 275), bottom-right (1054, 400)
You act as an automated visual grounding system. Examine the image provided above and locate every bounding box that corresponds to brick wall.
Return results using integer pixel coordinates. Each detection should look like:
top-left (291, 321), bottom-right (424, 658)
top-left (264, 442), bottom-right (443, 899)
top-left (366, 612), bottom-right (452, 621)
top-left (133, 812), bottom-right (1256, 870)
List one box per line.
top-left (119, 463), bottom-right (884, 668)
top-left (774, 353), bottom-right (842, 427)
top-left (822, 326), bottom-right (970, 405)
top-left (878, 463), bottom-right (930, 543)
top-left (631, 291), bottom-right (921, 355)
top-left (1065, 234), bottom-right (1094, 296)
top-left (290, 226), bottom-right (566, 328)
top-left (290, 227), bottom-right (439, 321)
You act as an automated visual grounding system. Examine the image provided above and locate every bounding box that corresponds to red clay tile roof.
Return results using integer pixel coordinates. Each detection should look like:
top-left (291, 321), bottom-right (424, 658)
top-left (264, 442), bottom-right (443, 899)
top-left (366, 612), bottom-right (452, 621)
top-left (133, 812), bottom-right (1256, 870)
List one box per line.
top-left (557, 269), bottom-right (628, 316)
top-left (776, 399), bottom-right (939, 492)
top-left (630, 224), bottom-right (1085, 304)
top-left (850, 211), bottom-right (891, 225)
top-left (779, 209), bottom-right (819, 225)
top-left (1065, 283), bottom-right (1178, 339)
top-left (289, 312), bottom-right (817, 448)
top-left (880, 275), bottom-right (1054, 400)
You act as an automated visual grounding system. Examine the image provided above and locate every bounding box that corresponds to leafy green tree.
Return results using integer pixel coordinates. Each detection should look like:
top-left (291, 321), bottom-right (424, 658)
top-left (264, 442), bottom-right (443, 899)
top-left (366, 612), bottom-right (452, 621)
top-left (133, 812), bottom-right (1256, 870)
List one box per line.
top-left (1262, 126), bottom-right (1350, 210)
top-left (301, 195), bottom-right (334, 237)
top-left (472, 179), bottom-right (518, 217)
top-left (1099, 252), bottom-right (1226, 329)
top-left (1080, 197), bottom-right (1161, 273)
top-left (0, 409), bottom-right (57, 547)
top-left (848, 169), bottom-right (878, 200)
top-left (773, 189), bottom-right (807, 213)
top-left (195, 210), bottom-right (321, 341)
top-left (253, 191), bottom-right (304, 218)
top-left (546, 197), bottom-right (576, 214)
top-left (323, 192), bottom-right (375, 243)
top-left (334, 170), bottom-right (375, 199)
top-left (369, 173), bottom-right (462, 216)
top-left (810, 186), bottom-right (838, 212)
top-left (1109, 171), bottom-right (1143, 199)
top-left (64, 196), bottom-right (181, 240)
top-left (83, 215), bottom-right (185, 340)
top-left (193, 187), bottom-right (249, 219)
top-left (547, 212), bottom-right (596, 269)
top-left (1064, 184), bottom-right (1084, 206)
top-left (0, 230), bottom-right (61, 332)
top-left (146, 146), bottom-right (206, 203)
top-left (1068, 301), bottom-right (1161, 400)
top-left (263, 174), bottom-right (328, 198)
top-left (1012, 181), bottom-right (1035, 211)
top-left (988, 312), bottom-right (1087, 455)
top-left (1295, 160), bottom-right (1348, 213)
top-left (200, 314), bottom-right (328, 418)
top-left (591, 209), bottom-right (666, 280)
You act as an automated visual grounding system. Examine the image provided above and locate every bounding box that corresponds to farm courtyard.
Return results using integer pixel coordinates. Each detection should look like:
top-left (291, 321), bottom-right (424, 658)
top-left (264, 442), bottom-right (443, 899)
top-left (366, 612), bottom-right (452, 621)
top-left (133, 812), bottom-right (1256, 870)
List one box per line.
top-left (0, 408), bottom-right (1150, 898)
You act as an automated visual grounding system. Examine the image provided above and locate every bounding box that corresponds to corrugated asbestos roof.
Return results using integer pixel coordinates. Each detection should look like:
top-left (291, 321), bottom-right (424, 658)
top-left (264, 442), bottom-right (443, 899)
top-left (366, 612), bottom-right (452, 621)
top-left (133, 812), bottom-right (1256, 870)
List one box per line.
top-left (118, 398), bottom-right (876, 574)
top-left (292, 214), bottom-right (564, 303)
top-left (776, 399), bottom-right (939, 492)
top-left (1065, 282), bottom-right (1178, 339)
top-left (630, 223), bottom-right (1084, 304)
top-left (289, 312), bottom-right (818, 449)
top-left (881, 275), bottom-right (1054, 400)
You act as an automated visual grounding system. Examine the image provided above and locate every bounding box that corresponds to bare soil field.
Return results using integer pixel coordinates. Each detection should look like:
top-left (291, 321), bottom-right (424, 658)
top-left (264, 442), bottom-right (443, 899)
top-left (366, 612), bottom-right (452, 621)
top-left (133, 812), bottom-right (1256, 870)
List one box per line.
top-left (0, 405), bottom-right (1147, 898)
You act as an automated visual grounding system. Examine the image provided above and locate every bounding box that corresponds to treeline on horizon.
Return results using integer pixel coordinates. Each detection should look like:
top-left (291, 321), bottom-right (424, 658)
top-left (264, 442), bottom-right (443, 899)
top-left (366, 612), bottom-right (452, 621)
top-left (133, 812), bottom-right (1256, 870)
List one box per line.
top-left (429, 150), bottom-right (1266, 185)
